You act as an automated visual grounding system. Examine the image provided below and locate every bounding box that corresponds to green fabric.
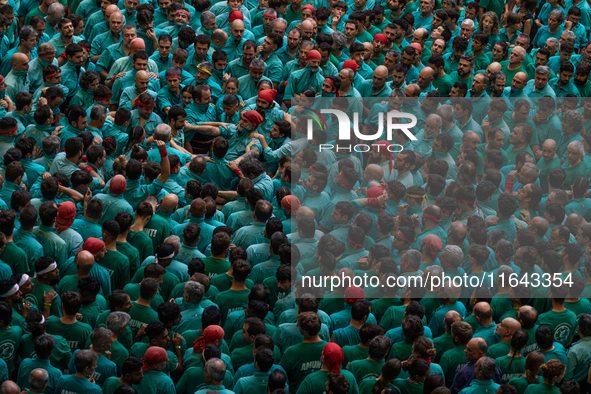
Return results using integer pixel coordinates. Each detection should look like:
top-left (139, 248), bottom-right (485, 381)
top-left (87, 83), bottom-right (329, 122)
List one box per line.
top-left (46, 316), bottom-right (92, 351)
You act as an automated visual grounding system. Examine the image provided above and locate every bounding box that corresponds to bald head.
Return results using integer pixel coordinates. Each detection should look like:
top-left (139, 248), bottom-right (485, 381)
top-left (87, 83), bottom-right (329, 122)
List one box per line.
top-left (449, 221), bottom-right (467, 241)
top-left (444, 310), bottom-right (462, 333)
top-left (161, 194), bottom-right (179, 213)
top-left (29, 368), bottom-right (49, 393)
top-left (211, 29), bottom-right (228, 47)
top-left (296, 206), bottom-right (315, 219)
top-left (474, 302), bottom-right (493, 325)
top-left (374, 65), bottom-right (388, 79)
top-left (513, 72), bottom-right (528, 86)
top-left (0, 381), bottom-right (20, 394)
top-left (487, 62), bottom-right (502, 75)
top-left (404, 83), bottom-right (421, 98)
top-left (76, 250), bottom-right (95, 273)
top-left (301, 19), bottom-right (314, 30)
top-left (498, 317), bottom-right (521, 340)
top-left (466, 337), bottom-right (487, 360)
top-left (364, 164), bottom-right (384, 181)
top-left (230, 19), bottom-right (244, 30)
top-left (542, 138), bottom-right (557, 150)
top-left (106, 5), bottom-right (120, 18)
top-left (11, 53), bottom-right (29, 70)
top-left (530, 216), bottom-right (549, 237)
top-left (517, 305), bottom-right (538, 328)
top-left (130, 38), bottom-right (145, 51)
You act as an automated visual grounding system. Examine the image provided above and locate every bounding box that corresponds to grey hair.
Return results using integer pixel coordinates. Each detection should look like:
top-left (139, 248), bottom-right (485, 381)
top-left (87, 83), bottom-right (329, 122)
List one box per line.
top-left (38, 42), bottom-right (56, 54)
top-left (301, 40), bottom-right (315, 50)
top-left (273, 18), bottom-right (288, 28)
top-left (20, 26), bottom-right (38, 40)
top-left (200, 11), bottom-right (215, 24)
top-left (333, 32), bottom-right (347, 49)
top-left (392, 88), bottom-right (406, 98)
top-left (164, 235), bottom-right (181, 250)
top-left (206, 358), bottom-right (226, 381)
top-left (184, 281), bottom-right (205, 304)
top-left (426, 113), bottom-right (443, 128)
top-left (424, 264), bottom-right (443, 277)
top-left (90, 105), bottom-right (107, 121)
top-left (263, 8), bottom-right (278, 16)
top-left (479, 357), bottom-right (498, 380)
top-left (497, 265), bottom-right (515, 287)
top-left (461, 19), bottom-right (474, 29)
top-left (153, 124), bottom-right (172, 142)
top-left (249, 58), bottom-right (265, 69)
top-left (547, 37), bottom-right (560, 47)
top-left (513, 46), bottom-right (526, 61)
top-left (47, 2), bottom-right (65, 16)
top-left (444, 245), bottom-right (464, 268)
top-left (91, 327), bottom-right (114, 348)
top-left (29, 369), bottom-right (49, 391)
top-left (563, 109), bottom-right (584, 131)
top-left (341, 68), bottom-right (355, 79)
top-left (106, 311), bottom-right (130, 334)
top-left (387, 49), bottom-right (401, 62)
top-left (42, 135), bottom-right (61, 155)
top-left (440, 283), bottom-right (461, 301)
top-left (550, 9), bottom-right (565, 24)
top-left (437, 105), bottom-right (454, 122)
top-left (521, 163), bottom-right (540, 180)
top-left (560, 30), bottom-right (576, 45)
top-left (569, 140), bottom-right (586, 158)
top-left (535, 65), bottom-right (551, 76)
top-left (198, 62), bottom-right (214, 74)
top-left (368, 335), bottom-right (393, 359)
top-left (404, 250), bottom-right (423, 271)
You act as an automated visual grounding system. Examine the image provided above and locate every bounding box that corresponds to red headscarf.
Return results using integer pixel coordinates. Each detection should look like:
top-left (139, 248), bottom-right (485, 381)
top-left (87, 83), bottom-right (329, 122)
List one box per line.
top-left (258, 89), bottom-right (277, 103)
top-left (193, 325), bottom-right (224, 353)
top-left (342, 59), bottom-right (359, 72)
top-left (229, 10), bottom-right (244, 21)
top-left (422, 234), bottom-right (443, 259)
top-left (410, 42), bottom-right (423, 55)
top-left (109, 175), bottom-right (127, 194)
top-left (323, 343), bottom-right (344, 374)
top-left (306, 50), bottom-right (321, 61)
top-left (367, 186), bottom-right (386, 212)
top-left (56, 201), bottom-right (76, 233)
top-left (373, 33), bottom-right (388, 43)
top-left (281, 195), bottom-right (301, 214)
top-left (83, 238), bottom-right (105, 254)
top-left (142, 346), bottom-right (167, 370)
top-left (243, 110), bottom-right (264, 126)
top-left (374, 140), bottom-right (394, 174)
top-left (302, 4), bottom-right (315, 14)
top-left (344, 286), bottom-right (365, 304)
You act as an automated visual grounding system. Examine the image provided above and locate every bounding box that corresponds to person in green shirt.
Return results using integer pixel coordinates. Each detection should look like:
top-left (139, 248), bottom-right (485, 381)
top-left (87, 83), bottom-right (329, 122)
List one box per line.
top-left (0, 301), bottom-right (22, 374)
top-left (131, 320), bottom-right (183, 376)
top-left (233, 347), bottom-right (277, 394)
top-left (496, 330), bottom-right (528, 383)
top-left (203, 232), bottom-right (232, 278)
top-left (487, 318), bottom-right (521, 360)
top-left (17, 335), bottom-right (63, 394)
top-left (393, 359), bottom-right (430, 394)
top-left (523, 359), bottom-right (565, 394)
top-left (128, 278), bottom-right (160, 338)
top-left (128, 202), bottom-right (155, 264)
top-left (508, 351), bottom-right (546, 394)
top-left (440, 321), bottom-right (473, 386)
top-left (100, 220), bottom-right (131, 291)
top-left (279, 311), bottom-right (328, 393)
top-left (68, 328), bottom-right (117, 387)
top-left (34, 201), bottom-right (68, 270)
top-left (565, 314), bottom-right (591, 381)
top-left (194, 357), bottom-right (235, 394)
top-left (348, 335), bottom-right (391, 383)
top-left (214, 259), bottom-right (252, 323)
top-left (54, 350), bottom-right (103, 394)
top-left (537, 285), bottom-right (578, 346)
top-left (133, 346), bottom-right (176, 394)
top-left (25, 256), bottom-right (61, 318)
top-left (102, 356), bottom-right (145, 394)
top-left (105, 312), bottom-right (131, 375)
top-left (46, 291), bottom-right (92, 351)
top-left (458, 357), bottom-right (500, 394)
top-left (114, 212), bottom-right (141, 278)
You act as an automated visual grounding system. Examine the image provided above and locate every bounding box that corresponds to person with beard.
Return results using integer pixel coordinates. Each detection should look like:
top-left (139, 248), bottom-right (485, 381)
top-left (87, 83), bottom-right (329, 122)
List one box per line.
top-left (237, 59), bottom-right (273, 99)
top-left (222, 17), bottom-right (247, 62)
top-left (412, 113), bottom-right (442, 157)
top-left (244, 89), bottom-right (289, 139)
top-left (549, 62), bottom-right (580, 97)
top-left (258, 33), bottom-right (283, 90)
top-left (0, 277), bottom-right (32, 333)
top-left (96, 25), bottom-right (138, 80)
top-left (284, 49), bottom-right (324, 107)
top-left (24, 256), bottom-right (61, 318)
top-left (574, 61), bottom-right (591, 97)
top-left (186, 109), bottom-right (264, 162)
top-left (449, 55), bottom-right (475, 87)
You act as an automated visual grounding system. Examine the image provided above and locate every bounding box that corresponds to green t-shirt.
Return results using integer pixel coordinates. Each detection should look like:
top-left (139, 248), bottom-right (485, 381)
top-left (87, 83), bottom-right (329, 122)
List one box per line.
top-left (433, 333), bottom-right (455, 364)
top-left (343, 345), bottom-right (370, 371)
top-left (537, 309), bottom-right (578, 346)
top-left (279, 340), bottom-right (328, 393)
top-left (99, 249), bottom-right (131, 291)
top-left (297, 369), bottom-right (359, 394)
top-left (0, 325), bottom-right (22, 372)
top-left (46, 316), bottom-right (92, 351)
top-left (488, 341), bottom-right (511, 360)
top-left (24, 278), bottom-right (62, 317)
top-left (393, 378), bottom-right (423, 394)
top-left (128, 230), bottom-right (154, 264)
top-left (176, 367), bottom-right (234, 394)
top-left (19, 333), bottom-right (72, 370)
top-left (348, 359), bottom-right (384, 382)
top-left (215, 288), bottom-right (250, 322)
top-left (440, 346), bottom-right (469, 385)
top-left (102, 377), bottom-right (124, 394)
top-left (117, 241), bottom-right (141, 277)
top-left (496, 355), bottom-right (526, 383)
top-left (523, 383), bottom-right (560, 394)
top-left (96, 310), bottom-right (133, 350)
top-left (508, 375), bottom-right (543, 394)
top-left (210, 273), bottom-right (255, 293)
top-left (202, 257), bottom-right (231, 278)
top-left (128, 302), bottom-right (159, 337)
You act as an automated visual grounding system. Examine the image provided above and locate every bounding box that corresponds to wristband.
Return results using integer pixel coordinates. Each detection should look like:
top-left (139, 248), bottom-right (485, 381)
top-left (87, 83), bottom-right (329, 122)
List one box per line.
top-left (44, 303), bottom-right (52, 306)
top-left (367, 197), bottom-right (378, 206)
top-left (84, 166), bottom-right (92, 173)
top-left (111, 76), bottom-right (117, 83)
top-left (159, 149), bottom-right (168, 158)
top-left (505, 180), bottom-right (514, 190)
top-left (233, 168), bottom-right (242, 175)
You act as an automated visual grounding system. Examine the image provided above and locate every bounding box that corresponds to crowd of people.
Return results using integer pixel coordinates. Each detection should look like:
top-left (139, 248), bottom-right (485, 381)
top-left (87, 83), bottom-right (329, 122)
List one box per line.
top-left (0, 0), bottom-right (589, 393)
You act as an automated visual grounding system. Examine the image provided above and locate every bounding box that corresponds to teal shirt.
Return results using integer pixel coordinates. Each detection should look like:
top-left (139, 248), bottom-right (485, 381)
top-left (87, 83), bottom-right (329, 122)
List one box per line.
top-left (33, 224), bottom-right (67, 268)
top-left (54, 374), bottom-right (102, 394)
